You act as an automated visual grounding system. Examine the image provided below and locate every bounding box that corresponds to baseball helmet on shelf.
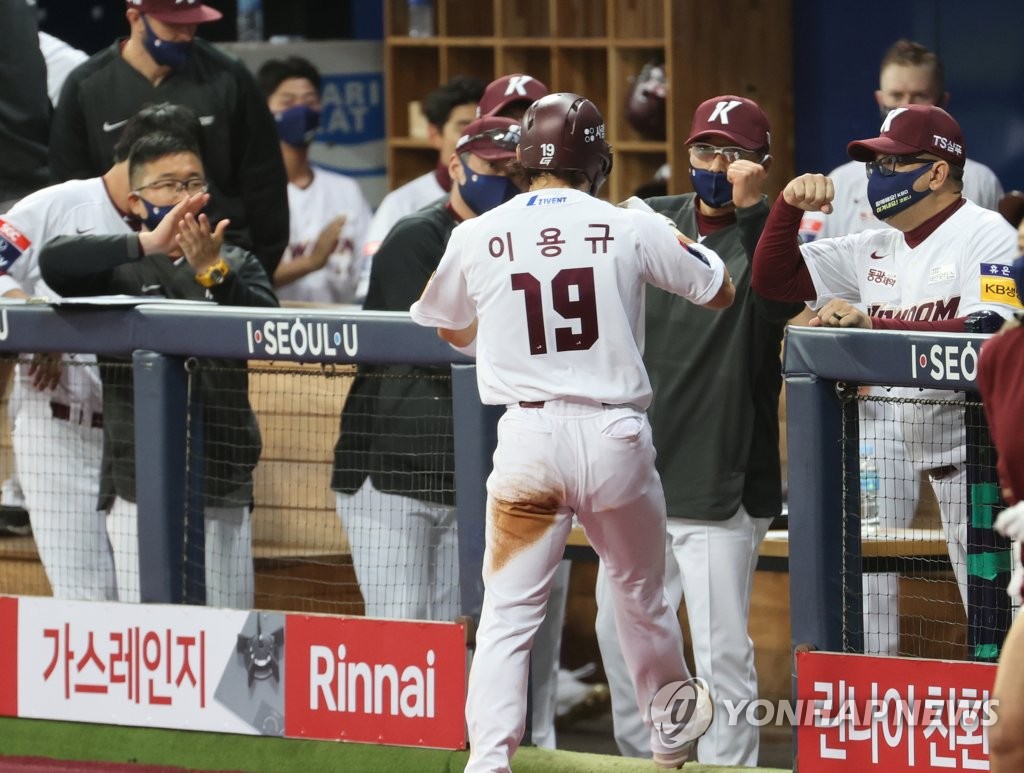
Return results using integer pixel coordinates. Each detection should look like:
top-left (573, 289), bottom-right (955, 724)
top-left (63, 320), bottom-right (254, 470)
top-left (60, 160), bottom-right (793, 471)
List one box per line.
top-left (624, 59), bottom-right (667, 140)
top-left (519, 92), bottom-right (613, 195)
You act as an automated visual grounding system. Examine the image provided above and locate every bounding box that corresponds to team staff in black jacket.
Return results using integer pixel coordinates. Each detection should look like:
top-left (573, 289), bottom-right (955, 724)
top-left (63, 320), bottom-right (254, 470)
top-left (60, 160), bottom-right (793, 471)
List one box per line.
top-left (49, 0), bottom-right (289, 276)
top-left (40, 131), bottom-right (279, 608)
top-left (0, 0), bottom-right (50, 210)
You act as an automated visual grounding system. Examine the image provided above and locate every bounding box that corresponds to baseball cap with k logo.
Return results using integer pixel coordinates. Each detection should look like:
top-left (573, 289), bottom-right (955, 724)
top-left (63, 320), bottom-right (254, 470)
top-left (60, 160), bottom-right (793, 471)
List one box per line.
top-left (685, 95), bottom-right (771, 151)
top-left (847, 104), bottom-right (966, 167)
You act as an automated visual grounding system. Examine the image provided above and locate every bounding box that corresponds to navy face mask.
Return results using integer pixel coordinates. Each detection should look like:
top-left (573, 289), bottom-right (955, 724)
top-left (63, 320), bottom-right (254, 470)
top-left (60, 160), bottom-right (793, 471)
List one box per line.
top-left (137, 197), bottom-right (176, 232)
top-left (275, 105), bottom-right (321, 148)
top-left (866, 162), bottom-right (935, 220)
top-left (458, 158), bottom-right (520, 215)
top-left (690, 168), bottom-right (733, 208)
top-left (141, 15), bottom-right (193, 70)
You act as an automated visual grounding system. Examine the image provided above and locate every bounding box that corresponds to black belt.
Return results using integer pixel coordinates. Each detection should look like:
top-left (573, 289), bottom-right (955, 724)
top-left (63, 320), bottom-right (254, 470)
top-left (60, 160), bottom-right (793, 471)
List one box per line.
top-left (928, 464), bottom-right (959, 480)
top-left (517, 401), bottom-right (621, 409)
top-left (50, 401), bottom-right (103, 429)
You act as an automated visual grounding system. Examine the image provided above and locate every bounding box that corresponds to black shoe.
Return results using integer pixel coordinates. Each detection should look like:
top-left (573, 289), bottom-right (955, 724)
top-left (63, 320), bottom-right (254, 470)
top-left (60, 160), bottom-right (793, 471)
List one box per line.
top-left (0, 505), bottom-right (31, 536)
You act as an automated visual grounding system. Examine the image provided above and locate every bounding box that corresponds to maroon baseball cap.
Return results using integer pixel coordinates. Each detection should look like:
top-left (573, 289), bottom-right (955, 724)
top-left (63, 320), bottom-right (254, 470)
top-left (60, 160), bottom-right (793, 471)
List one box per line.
top-left (847, 104), bottom-right (966, 166)
top-left (455, 117), bottom-right (521, 161)
top-left (477, 74), bottom-right (550, 119)
top-left (685, 95), bottom-right (770, 151)
top-left (126, 0), bottom-right (223, 24)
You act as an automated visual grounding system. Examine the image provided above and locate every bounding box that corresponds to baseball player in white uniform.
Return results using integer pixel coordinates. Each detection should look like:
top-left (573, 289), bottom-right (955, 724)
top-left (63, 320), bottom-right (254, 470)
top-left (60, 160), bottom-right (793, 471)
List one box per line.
top-left (0, 184), bottom-right (126, 600)
top-left (259, 56), bottom-right (373, 305)
top-left (753, 104), bottom-right (1020, 618)
top-left (411, 93), bottom-right (733, 771)
top-left (796, 39), bottom-right (1004, 656)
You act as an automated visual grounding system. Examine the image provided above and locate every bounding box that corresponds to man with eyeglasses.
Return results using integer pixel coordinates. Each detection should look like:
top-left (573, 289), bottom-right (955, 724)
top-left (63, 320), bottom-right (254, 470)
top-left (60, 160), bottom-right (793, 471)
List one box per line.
top-left (49, 0), bottom-right (289, 278)
top-left (795, 39), bottom-right (1005, 659)
top-left (752, 104), bottom-right (1019, 616)
top-left (0, 103), bottom-right (205, 602)
top-left (40, 129), bottom-right (278, 608)
top-left (594, 95), bottom-right (803, 766)
top-left (331, 116), bottom-right (523, 630)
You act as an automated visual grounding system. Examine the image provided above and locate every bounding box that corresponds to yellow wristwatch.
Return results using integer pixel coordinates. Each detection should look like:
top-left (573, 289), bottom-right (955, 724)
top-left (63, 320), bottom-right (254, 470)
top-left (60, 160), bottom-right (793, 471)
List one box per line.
top-left (194, 258), bottom-right (230, 288)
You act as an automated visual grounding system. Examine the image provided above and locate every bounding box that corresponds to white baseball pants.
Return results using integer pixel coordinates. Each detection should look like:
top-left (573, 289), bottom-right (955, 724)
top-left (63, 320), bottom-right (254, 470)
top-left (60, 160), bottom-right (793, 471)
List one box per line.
top-left (336, 478), bottom-right (570, 747)
top-left (465, 401), bottom-right (691, 773)
top-left (596, 506), bottom-right (769, 766)
top-left (13, 393), bottom-right (115, 600)
top-left (860, 399), bottom-right (919, 655)
top-left (108, 497), bottom-right (253, 608)
top-left (336, 479), bottom-right (459, 621)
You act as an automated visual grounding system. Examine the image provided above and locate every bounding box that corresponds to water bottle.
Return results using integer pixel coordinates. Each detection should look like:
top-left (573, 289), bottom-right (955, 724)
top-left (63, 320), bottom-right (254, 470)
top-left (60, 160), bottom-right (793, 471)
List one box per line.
top-left (237, 0), bottom-right (264, 42)
top-left (859, 442), bottom-right (880, 535)
top-left (407, 0), bottom-right (434, 37)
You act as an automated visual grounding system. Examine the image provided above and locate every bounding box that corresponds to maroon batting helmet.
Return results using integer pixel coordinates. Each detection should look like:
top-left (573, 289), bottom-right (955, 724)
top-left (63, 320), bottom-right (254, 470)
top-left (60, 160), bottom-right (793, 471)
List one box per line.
top-left (519, 93), bottom-right (613, 195)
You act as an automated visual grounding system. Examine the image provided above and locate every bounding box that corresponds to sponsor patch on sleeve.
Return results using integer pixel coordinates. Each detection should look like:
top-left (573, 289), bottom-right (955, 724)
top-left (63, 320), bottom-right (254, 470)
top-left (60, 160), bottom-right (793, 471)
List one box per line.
top-left (0, 219), bottom-right (31, 271)
top-left (980, 263), bottom-right (1023, 308)
top-left (798, 214), bottom-right (824, 242)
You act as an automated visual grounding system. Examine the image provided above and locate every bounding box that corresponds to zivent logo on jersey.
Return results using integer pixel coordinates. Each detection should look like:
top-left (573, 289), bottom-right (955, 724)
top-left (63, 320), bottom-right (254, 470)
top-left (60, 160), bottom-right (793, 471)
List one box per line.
top-left (980, 263), bottom-right (1024, 308)
top-left (245, 318), bottom-right (357, 358)
top-left (285, 615), bottom-right (465, 749)
top-left (526, 194), bottom-right (568, 206)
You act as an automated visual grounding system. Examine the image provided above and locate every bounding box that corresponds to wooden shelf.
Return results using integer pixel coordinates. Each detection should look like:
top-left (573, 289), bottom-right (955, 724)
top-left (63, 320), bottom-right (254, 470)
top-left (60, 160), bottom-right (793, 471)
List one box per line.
top-left (383, 0), bottom-right (794, 203)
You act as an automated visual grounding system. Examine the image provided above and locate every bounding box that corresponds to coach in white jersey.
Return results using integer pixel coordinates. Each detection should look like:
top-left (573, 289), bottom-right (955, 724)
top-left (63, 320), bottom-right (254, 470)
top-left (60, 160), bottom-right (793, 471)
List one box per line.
top-left (796, 38), bottom-right (1004, 656)
top-left (752, 104), bottom-right (1020, 613)
top-left (799, 38), bottom-right (1002, 243)
top-left (412, 93), bottom-right (734, 771)
top-left (0, 103), bottom-right (203, 600)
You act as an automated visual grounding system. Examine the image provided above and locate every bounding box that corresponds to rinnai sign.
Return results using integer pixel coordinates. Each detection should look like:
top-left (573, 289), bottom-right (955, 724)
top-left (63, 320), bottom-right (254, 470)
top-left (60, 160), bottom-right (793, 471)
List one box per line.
top-left (796, 650), bottom-right (997, 771)
top-left (0, 597), bottom-right (466, 750)
top-left (285, 615), bottom-right (466, 749)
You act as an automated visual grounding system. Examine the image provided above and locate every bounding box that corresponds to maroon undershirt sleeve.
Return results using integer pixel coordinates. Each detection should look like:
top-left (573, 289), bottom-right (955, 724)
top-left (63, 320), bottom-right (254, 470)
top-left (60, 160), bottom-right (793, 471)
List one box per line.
top-left (751, 194), bottom-right (817, 301)
top-left (871, 316), bottom-right (970, 332)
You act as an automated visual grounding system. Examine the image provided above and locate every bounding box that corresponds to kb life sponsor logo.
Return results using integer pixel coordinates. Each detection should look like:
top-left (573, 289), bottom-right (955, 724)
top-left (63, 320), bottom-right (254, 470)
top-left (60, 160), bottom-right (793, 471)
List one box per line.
top-left (246, 318), bottom-right (358, 358)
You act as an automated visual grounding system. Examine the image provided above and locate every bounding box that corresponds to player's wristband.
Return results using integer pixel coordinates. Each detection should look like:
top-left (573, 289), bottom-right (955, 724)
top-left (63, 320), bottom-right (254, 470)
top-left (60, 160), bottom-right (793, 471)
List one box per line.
top-left (194, 258), bottom-right (230, 288)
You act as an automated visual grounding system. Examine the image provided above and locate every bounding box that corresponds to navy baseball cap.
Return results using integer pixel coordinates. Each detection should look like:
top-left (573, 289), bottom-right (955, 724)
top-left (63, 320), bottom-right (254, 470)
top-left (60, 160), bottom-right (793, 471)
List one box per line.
top-left (477, 74), bottom-right (549, 119)
top-left (686, 95), bottom-right (771, 151)
top-left (127, 0), bottom-right (223, 24)
top-left (847, 104), bottom-right (966, 167)
top-left (455, 117), bottom-right (521, 161)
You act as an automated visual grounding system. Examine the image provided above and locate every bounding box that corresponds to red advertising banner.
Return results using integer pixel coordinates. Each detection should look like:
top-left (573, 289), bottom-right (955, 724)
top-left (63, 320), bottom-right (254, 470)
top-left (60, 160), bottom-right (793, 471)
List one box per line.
top-left (796, 650), bottom-right (997, 771)
top-left (284, 615), bottom-right (466, 749)
top-left (0, 596), bottom-right (17, 716)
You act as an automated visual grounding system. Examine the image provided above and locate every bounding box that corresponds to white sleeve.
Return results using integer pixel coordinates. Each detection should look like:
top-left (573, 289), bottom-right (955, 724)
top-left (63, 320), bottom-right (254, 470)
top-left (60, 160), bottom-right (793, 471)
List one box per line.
top-left (0, 196), bottom-right (48, 292)
top-left (960, 216), bottom-right (1020, 317)
top-left (799, 232), bottom-right (870, 307)
top-left (635, 210), bottom-right (724, 306)
top-left (409, 224), bottom-right (476, 329)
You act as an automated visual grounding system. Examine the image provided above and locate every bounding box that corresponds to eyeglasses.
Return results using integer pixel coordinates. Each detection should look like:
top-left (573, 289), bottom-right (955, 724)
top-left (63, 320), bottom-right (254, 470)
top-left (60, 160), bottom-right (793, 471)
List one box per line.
top-left (689, 143), bottom-right (763, 164)
top-left (458, 125), bottom-right (522, 153)
top-left (865, 155), bottom-right (935, 178)
top-left (134, 177), bottom-right (209, 198)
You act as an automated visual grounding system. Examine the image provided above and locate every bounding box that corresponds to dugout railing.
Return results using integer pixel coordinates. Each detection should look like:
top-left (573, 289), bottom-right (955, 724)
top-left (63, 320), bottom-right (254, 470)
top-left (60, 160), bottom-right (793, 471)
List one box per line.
top-left (0, 301), bottom-right (504, 622)
top-left (783, 321), bottom-right (1012, 664)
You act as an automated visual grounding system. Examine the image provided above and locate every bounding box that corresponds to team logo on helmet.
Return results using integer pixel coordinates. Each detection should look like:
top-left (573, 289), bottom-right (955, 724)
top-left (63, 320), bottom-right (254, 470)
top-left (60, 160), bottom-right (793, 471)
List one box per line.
top-left (519, 93), bottom-right (613, 195)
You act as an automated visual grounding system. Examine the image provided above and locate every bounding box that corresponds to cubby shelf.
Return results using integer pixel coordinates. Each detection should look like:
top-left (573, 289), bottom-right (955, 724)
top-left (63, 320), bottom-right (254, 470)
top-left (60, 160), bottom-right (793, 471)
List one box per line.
top-left (383, 0), bottom-right (793, 203)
